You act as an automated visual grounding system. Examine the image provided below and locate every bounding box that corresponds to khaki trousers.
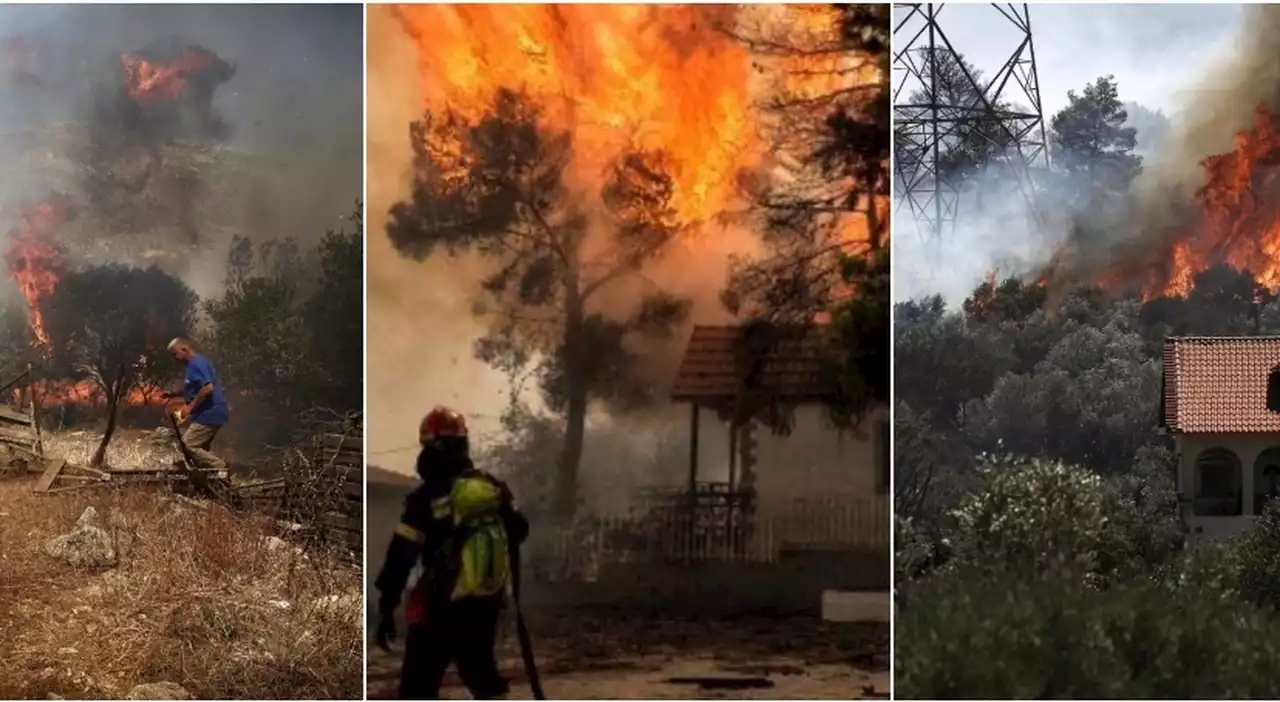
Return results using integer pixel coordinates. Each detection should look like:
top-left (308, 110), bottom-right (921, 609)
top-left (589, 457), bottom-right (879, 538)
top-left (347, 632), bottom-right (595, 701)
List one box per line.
top-left (182, 422), bottom-right (227, 472)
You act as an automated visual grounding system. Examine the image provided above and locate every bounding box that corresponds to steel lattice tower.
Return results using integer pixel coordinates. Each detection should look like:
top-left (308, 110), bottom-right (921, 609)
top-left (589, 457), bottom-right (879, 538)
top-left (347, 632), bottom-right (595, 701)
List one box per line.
top-left (893, 3), bottom-right (1049, 242)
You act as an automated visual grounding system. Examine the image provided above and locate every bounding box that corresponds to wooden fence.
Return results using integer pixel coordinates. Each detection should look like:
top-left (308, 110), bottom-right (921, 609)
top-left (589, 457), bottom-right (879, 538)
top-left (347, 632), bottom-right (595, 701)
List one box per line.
top-left (239, 412), bottom-right (363, 556)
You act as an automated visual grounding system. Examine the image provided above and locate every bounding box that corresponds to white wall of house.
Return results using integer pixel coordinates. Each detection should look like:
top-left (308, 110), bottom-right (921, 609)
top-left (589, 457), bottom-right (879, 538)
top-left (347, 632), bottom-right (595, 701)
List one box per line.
top-left (686, 402), bottom-right (889, 553)
top-left (690, 403), bottom-right (888, 509)
top-left (752, 403), bottom-right (889, 511)
top-left (1177, 433), bottom-right (1280, 539)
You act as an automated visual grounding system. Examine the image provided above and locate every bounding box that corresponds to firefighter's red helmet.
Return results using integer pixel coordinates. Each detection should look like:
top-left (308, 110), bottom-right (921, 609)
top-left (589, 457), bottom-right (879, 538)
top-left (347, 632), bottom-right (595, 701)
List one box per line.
top-left (419, 406), bottom-right (468, 446)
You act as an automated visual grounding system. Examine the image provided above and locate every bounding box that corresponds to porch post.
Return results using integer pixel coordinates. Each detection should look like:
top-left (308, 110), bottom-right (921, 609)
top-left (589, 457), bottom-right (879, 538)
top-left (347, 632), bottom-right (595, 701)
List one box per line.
top-left (727, 421), bottom-right (738, 491)
top-left (727, 420), bottom-right (739, 556)
top-left (687, 403), bottom-right (699, 559)
top-left (688, 403), bottom-right (700, 492)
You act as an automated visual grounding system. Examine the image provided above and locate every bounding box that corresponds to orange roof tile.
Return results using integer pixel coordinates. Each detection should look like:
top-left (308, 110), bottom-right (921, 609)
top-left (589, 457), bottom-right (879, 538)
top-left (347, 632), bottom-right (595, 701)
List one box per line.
top-left (1163, 336), bottom-right (1280, 434)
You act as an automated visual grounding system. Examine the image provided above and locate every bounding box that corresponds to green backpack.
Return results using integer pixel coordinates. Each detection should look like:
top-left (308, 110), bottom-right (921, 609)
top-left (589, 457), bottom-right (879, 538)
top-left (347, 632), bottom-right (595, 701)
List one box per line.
top-left (431, 474), bottom-right (512, 600)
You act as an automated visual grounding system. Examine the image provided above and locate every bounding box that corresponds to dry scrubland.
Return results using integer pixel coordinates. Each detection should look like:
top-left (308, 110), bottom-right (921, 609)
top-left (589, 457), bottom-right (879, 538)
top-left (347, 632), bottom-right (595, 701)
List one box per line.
top-left (0, 432), bottom-right (363, 700)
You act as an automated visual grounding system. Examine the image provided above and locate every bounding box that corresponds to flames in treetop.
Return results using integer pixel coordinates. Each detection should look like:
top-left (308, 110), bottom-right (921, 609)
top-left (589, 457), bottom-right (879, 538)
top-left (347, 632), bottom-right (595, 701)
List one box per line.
top-left (4, 197), bottom-right (72, 347)
top-left (1079, 106), bottom-right (1280, 300)
top-left (119, 46), bottom-right (217, 104)
top-left (392, 4), bottom-right (874, 232)
top-left (0, 198), bottom-right (157, 407)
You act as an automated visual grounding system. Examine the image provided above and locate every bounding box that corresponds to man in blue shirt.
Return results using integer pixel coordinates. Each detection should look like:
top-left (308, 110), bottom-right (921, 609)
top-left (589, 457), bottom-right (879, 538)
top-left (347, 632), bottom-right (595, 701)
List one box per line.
top-left (167, 337), bottom-right (229, 472)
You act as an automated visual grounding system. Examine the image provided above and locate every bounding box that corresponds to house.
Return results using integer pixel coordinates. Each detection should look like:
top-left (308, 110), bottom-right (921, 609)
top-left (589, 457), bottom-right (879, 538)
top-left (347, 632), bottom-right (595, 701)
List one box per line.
top-left (670, 323), bottom-right (889, 557)
top-left (1162, 336), bottom-right (1280, 540)
top-left (364, 464), bottom-right (419, 620)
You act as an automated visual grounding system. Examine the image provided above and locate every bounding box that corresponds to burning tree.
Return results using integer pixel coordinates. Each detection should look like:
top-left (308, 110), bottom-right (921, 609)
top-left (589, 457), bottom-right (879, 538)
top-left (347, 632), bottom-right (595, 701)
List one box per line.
top-left (724, 5), bottom-right (890, 423)
top-left (82, 43), bottom-right (235, 244)
top-left (387, 89), bottom-right (689, 518)
top-left (39, 264), bottom-right (198, 466)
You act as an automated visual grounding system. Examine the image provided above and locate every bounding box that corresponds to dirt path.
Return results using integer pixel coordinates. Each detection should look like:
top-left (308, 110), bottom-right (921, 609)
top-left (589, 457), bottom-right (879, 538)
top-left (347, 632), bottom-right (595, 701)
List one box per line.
top-left (366, 611), bottom-right (889, 699)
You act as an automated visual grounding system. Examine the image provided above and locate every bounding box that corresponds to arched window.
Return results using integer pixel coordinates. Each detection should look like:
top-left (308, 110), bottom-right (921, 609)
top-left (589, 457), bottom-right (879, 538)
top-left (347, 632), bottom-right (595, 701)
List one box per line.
top-left (1195, 447), bottom-right (1242, 516)
top-left (1256, 447), bottom-right (1280, 515)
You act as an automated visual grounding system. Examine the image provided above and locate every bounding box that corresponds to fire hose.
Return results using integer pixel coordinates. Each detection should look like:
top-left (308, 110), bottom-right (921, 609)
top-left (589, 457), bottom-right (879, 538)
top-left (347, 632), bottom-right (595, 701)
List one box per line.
top-left (509, 538), bottom-right (546, 700)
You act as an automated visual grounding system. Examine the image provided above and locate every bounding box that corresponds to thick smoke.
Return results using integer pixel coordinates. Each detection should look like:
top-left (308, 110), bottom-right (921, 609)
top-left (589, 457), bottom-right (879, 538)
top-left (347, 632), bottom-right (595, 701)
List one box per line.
top-left (0, 4), bottom-right (362, 301)
top-left (1043, 5), bottom-right (1280, 295)
top-left (366, 7), bottom-right (512, 461)
top-left (896, 6), bottom-right (1273, 303)
top-left (1148, 6), bottom-right (1280, 191)
top-left (82, 43), bottom-right (236, 245)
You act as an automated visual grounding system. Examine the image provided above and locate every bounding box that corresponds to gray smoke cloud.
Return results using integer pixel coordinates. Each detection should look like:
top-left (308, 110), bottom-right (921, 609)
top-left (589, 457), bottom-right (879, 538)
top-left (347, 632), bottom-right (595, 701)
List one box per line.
top-left (894, 4), bottom-right (1255, 304)
top-left (0, 4), bottom-right (362, 300)
top-left (1042, 5), bottom-right (1280, 296)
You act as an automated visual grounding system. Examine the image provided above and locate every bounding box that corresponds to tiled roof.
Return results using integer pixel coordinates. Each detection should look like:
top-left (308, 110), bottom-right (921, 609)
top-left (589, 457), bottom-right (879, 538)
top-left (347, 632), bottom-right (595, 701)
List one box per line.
top-left (1162, 336), bottom-right (1280, 434)
top-left (670, 324), bottom-right (837, 403)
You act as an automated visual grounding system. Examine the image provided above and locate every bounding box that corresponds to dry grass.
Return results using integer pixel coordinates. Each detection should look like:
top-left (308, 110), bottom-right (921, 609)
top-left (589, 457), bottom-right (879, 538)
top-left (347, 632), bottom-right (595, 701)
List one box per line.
top-left (0, 435), bottom-right (363, 700)
top-left (41, 428), bottom-right (172, 473)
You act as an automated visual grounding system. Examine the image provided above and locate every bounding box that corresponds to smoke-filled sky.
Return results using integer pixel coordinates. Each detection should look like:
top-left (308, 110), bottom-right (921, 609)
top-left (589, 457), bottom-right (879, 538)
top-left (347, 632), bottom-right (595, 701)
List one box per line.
top-left (894, 3), bottom-right (1247, 304)
top-left (0, 4), bottom-right (363, 299)
top-left (0, 4), bottom-right (362, 158)
top-left (930, 4), bottom-right (1243, 117)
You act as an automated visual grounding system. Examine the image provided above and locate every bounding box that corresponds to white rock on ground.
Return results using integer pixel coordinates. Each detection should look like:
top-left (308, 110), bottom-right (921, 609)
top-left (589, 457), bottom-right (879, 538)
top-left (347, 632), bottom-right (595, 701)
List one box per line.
top-left (125, 682), bottom-right (191, 700)
top-left (42, 507), bottom-right (116, 568)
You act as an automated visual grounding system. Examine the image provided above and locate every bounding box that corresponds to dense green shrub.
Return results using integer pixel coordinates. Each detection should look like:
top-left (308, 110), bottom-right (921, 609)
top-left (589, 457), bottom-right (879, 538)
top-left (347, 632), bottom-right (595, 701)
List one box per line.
top-left (1234, 500), bottom-right (1280, 609)
top-left (896, 566), bottom-right (1280, 699)
top-left (893, 216), bottom-right (1280, 696)
top-left (1096, 446), bottom-right (1184, 576)
top-left (945, 456), bottom-right (1111, 577)
top-left (894, 515), bottom-right (934, 586)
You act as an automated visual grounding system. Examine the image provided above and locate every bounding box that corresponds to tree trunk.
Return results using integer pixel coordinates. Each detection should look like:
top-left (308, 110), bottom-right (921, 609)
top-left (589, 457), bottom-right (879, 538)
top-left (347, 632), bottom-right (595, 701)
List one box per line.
top-left (554, 281), bottom-right (587, 523)
top-left (90, 390), bottom-right (121, 468)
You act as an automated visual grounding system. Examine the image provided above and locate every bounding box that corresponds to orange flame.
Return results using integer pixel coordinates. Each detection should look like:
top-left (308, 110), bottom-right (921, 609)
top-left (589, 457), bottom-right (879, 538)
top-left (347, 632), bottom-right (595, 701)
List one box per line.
top-left (119, 47), bottom-right (215, 104)
top-left (392, 4), bottom-right (876, 238)
top-left (395, 4), bottom-right (758, 225)
top-left (26, 379), bottom-right (165, 408)
top-left (1096, 106), bottom-right (1280, 300)
top-left (2, 198), bottom-right (165, 410)
top-left (4, 197), bottom-right (71, 347)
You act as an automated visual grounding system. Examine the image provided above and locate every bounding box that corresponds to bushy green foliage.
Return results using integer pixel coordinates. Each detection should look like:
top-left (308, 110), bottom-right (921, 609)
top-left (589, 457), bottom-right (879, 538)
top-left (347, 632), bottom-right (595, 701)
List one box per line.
top-left (41, 264), bottom-right (199, 465)
top-left (1234, 500), bottom-right (1280, 609)
top-left (894, 72), bottom-right (1280, 698)
top-left (896, 566), bottom-right (1280, 700)
top-left (945, 456), bottom-right (1112, 577)
top-left (894, 400), bottom-right (974, 520)
top-left (830, 249), bottom-right (889, 424)
top-left (1098, 446), bottom-right (1184, 576)
top-left (204, 202), bottom-right (363, 452)
top-left (894, 515), bottom-right (935, 586)
top-left (893, 419), bottom-right (1280, 699)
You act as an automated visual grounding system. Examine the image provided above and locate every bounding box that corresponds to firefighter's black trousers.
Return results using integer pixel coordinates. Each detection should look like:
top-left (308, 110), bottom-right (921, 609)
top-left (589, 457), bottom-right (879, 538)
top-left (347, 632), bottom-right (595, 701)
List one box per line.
top-left (398, 595), bottom-right (507, 700)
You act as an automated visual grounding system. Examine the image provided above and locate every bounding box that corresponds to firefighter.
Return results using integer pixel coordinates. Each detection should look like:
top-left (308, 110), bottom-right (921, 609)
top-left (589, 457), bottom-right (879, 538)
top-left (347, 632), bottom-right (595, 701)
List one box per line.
top-left (375, 406), bottom-right (530, 700)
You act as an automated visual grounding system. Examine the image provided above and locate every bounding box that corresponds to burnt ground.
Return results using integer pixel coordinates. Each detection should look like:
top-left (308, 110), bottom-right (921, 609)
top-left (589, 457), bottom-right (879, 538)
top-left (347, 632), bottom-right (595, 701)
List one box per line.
top-left (366, 607), bottom-right (889, 699)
